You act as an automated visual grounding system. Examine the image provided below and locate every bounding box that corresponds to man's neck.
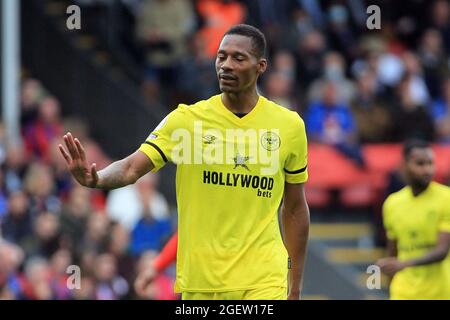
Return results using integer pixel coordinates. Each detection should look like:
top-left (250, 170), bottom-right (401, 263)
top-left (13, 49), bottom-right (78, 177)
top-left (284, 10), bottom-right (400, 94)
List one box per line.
top-left (221, 90), bottom-right (259, 114)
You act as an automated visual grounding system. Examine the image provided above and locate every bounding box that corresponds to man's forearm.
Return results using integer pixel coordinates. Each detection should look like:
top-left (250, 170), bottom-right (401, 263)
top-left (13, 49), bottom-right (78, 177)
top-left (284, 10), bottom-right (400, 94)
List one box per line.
top-left (403, 233), bottom-right (450, 268)
top-left (281, 204), bottom-right (310, 297)
top-left (404, 247), bottom-right (449, 268)
top-left (96, 158), bottom-right (137, 189)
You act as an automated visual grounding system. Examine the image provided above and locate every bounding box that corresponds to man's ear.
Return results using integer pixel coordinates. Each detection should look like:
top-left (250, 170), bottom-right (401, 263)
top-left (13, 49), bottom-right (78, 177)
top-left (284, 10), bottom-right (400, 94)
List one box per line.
top-left (257, 58), bottom-right (267, 75)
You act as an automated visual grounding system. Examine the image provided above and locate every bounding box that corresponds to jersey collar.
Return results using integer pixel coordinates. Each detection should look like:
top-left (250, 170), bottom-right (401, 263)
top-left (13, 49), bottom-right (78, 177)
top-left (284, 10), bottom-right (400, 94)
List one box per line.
top-left (214, 94), bottom-right (264, 125)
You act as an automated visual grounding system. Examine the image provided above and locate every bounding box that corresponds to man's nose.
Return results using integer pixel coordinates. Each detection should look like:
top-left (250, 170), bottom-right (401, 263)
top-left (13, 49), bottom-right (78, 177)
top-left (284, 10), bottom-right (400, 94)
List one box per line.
top-left (423, 164), bottom-right (435, 175)
top-left (221, 56), bottom-right (233, 71)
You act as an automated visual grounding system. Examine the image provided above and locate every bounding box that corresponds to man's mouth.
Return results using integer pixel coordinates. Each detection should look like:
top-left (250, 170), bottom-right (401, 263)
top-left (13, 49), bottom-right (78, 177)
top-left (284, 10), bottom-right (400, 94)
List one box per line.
top-left (219, 74), bottom-right (237, 81)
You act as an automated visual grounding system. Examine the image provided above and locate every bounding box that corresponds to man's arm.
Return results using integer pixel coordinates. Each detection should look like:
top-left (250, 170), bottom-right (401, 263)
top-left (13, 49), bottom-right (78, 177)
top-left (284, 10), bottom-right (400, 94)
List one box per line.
top-left (386, 239), bottom-right (397, 257)
top-left (59, 132), bottom-right (154, 189)
top-left (404, 232), bottom-right (450, 267)
top-left (96, 151), bottom-right (153, 189)
top-left (377, 233), bottom-right (450, 276)
top-left (281, 182), bottom-right (310, 300)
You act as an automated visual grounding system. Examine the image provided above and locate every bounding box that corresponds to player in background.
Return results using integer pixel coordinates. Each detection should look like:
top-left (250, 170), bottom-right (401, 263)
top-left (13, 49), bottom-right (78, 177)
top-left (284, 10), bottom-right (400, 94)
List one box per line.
top-left (376, 139), bottom-right (450, 299)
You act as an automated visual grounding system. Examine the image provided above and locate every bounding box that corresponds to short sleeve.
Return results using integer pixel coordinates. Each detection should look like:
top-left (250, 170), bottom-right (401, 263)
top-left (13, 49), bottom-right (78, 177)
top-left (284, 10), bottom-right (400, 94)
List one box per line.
top-left (138, 105), bottom-right (186, 172)
top-left (382, 196), bottom-right (396, 240)
top-left (438, 191), bottom-right (450, 233)
top-left (284, 114), bottom-right (308, 184)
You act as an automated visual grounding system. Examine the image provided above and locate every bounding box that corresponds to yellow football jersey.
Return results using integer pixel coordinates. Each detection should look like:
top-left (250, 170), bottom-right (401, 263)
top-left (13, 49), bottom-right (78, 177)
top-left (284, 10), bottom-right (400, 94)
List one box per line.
top-left (383, 182), bottom-right (450, 299)
top-left (139, 94), bottom-right (308, 292)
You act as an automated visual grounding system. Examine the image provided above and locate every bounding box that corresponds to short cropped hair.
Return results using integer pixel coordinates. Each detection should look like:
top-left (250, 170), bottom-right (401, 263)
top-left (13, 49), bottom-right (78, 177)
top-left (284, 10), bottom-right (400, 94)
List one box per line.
top-left (223, 24), bottom-right (267, 58)
top-left (403, 139), bottom-right (431, 160)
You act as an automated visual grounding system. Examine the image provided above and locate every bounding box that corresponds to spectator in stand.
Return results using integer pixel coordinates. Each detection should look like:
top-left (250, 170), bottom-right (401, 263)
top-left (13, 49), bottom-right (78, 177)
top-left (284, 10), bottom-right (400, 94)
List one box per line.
top-left (21, 257), bottom-right (56, 300)
top-left (294, 29), bottom-right (327, 89)
top-left (48, 249), bottom-right (72, 299)
top-left (106, 173), bottom-right (170, 232)
top-left (20, 79), bottom-right (45, 128)
top-left (177, 34), bottom-right (218, 103)
top-left (283, 8), bottom-right (315, 53)
top-left (430, 77), bottom-right (450, 142)
top-left (72, 275), bottom-right (95, 300)
top-left (93, 253), bottom-right (129, 300)
top-left (390, 75), bottom-right (435, 142)
top-left (0, 168), bottom-right (8, 222)
top-left (401, 51), bottom-right (431, 107)
top-left (418, 29), bottom-right (449, 98)
top-left (1, 191), bottom-right (33, 248)
top-left (2, 143), bottom-right (29, 194)
top-left (0, 241), bottom-right (25, 299)
top-left (136, 0), bottom-right (196, 103)
top-left (243, 0), bottom-right (292, 50)
top-left (264, 50), bottom-right (299, 111)
top-left (263, 71), bottom-right (296, 111)
top-left (128, 175), bottom-right (172, 255)
top-left (326, 4), bottom-right (358, 62)
top-left (0, 123), bottom-right (6, 165)
top-left (134, 250), bottom-right (178, 300)
top-left (23, 96), bottom-right (63, 163)
top-left (25, 212), bottom-right (62, 259)
top-left (196, 0), bottom-right (246, 59)
top-left (351, 69), bottom-right (392, 143)
top-left (354, 36), bottom-right (404, 91)
top-left (80, 213), bottom-right (110, 255)
top-left (107, 223), bottom-right (135, 286)
top-left (23, 163), bottom-right (61, 217)
top-left (306, 80), bottom-right (363, 165)
top-left (59, 185), bottom-right (92, 254)
top-left (308, 51), bottom-right (356, 105)
top-left (430, 0), bottom-right (450, 52)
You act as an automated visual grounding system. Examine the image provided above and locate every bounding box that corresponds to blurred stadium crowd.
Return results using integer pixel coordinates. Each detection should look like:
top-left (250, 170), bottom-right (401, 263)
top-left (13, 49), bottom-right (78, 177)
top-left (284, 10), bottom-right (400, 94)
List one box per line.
top-left (123, 0), bottom-right (450, 147)
top-left (1, 0), bottom-right (450, 299)
top-left (0, 80), bottom-right (177, 299)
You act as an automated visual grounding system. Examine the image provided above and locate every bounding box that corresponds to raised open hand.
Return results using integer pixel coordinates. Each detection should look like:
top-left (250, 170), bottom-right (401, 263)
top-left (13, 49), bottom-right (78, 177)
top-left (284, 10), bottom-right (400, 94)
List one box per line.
top-left (59, 132), bottom-right (99, 188)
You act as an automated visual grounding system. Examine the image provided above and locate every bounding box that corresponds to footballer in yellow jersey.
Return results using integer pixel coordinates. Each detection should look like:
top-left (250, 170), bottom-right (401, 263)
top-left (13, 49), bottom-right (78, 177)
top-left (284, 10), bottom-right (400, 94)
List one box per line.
top-left (138, 93), bottom-right (307, 296)
top-left (377, 140), bottom-right (450, 300)
top-left (59, 24), bottom-right (310, 300)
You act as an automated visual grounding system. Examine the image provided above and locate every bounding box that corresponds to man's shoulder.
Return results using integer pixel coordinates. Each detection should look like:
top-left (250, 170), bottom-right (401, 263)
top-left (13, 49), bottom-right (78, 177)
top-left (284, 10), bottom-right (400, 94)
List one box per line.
top-left (260, 96), bottom-right (305, 127)
top-left (174, 95), bottom-right (218, 113)
top-left (384, 187), bottom-right (410, 209)
top-left (429, 182), bottom-right (450, 199)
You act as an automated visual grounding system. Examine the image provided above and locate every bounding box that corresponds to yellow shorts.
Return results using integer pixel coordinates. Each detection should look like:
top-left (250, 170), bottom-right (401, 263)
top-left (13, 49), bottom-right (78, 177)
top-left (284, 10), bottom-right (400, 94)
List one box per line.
top-left (182, 286), bottom-right (287, 300)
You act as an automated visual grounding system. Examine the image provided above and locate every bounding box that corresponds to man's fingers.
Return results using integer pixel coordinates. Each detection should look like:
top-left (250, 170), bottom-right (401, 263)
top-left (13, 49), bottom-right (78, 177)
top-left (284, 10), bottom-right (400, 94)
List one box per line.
top-left (68, 133), bottom-right (81, 159)
top-left (74, 138), bottom-right (86, 161)
top-left (58, 144), bottom-right (71, 164)
top-left (90, 163), bottom-right (99, 186)
top-left (64, 133), bottom-right (81, 159)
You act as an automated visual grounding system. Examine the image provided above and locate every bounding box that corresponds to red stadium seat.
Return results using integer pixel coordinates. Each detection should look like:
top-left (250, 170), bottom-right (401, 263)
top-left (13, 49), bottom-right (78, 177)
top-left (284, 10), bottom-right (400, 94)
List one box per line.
top-left (362, 144), bottom-right (402, 190)
top-left (432, 145), bottom-right (450, 183)
top-left (340, 184), bottom-right (373, 208)
top-left (308, 143), bottom-right (370, 189)
top-left (305, 186), bottom-right (331, 208)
